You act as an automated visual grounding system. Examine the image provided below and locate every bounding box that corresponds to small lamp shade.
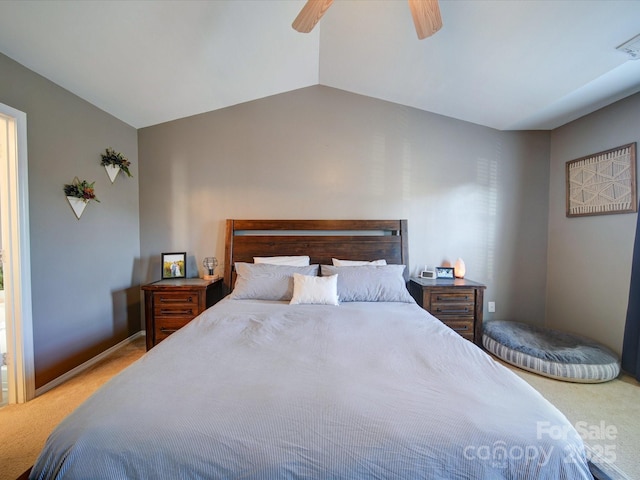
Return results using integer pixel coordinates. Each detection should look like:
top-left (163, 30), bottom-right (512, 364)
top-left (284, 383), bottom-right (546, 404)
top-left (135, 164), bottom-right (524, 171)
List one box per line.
top-left (454, 258), bottom-right (466, 278)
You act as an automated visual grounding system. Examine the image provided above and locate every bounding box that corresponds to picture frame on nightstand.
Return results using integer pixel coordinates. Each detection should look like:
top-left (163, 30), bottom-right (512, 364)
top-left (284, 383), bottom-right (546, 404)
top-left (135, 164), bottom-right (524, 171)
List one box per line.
top-left (161, 252), bottom-right (186, 279)
top-left (435, 266), bottom-right (454, 279)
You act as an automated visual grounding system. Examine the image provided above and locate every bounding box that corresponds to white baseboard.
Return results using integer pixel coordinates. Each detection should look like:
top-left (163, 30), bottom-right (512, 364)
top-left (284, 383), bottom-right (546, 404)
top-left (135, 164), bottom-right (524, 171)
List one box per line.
top-left (35, 331), bottom-right (145, 397)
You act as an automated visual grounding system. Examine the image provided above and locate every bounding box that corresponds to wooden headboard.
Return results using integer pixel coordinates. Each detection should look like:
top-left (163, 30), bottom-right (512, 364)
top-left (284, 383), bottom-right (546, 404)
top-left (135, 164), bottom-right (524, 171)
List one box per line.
top-left (223, 219), bottom-right (409, 293)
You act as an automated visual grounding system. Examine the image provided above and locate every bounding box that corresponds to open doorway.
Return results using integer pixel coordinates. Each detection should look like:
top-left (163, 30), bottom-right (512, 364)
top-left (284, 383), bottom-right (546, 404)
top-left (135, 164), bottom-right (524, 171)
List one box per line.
top-left (0, 102), bottom-right (34, 405)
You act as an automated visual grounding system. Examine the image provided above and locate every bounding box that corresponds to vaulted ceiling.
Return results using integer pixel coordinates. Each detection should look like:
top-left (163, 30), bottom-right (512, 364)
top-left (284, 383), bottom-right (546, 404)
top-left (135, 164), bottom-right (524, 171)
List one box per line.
top-left (1, 0), bottom-right (639, 130)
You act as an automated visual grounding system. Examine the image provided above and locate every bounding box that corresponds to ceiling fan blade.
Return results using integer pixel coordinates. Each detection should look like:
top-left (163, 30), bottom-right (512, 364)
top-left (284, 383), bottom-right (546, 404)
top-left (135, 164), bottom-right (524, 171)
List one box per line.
top-left (408, 0), bottom-right (443, 39)
top-left (292, 0), bottom-right (334, 33)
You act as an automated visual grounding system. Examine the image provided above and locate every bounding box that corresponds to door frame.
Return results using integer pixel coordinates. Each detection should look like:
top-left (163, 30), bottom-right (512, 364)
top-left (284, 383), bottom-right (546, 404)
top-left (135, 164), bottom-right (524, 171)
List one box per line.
top-left (0, 102), bottom-right (34, 403)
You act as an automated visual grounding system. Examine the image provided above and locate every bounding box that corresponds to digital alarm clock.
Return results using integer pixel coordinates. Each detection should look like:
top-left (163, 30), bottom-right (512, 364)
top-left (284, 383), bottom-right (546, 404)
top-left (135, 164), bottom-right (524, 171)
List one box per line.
top-left (420, 267), bottom-right (436, 279)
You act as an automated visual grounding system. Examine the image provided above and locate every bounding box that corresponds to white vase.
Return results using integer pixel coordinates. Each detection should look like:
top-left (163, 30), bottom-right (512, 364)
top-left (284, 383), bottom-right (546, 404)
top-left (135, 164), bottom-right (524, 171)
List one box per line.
top-left (105, 164), bottom-right (120, 183)
top-left (67, 196), bottom-right (88, 219)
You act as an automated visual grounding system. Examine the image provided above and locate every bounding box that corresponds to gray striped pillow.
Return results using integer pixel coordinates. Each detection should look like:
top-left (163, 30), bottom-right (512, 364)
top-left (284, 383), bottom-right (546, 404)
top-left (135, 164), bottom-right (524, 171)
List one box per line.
top-left (320, 264), bottom-right (413, 303)
top-left (230, 263), bottom-right (319, 301)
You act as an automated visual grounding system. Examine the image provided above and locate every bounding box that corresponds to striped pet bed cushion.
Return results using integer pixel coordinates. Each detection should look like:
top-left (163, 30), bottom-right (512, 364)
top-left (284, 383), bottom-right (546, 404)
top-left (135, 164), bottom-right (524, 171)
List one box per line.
top-left (483, 320), bottom-right (620, 383)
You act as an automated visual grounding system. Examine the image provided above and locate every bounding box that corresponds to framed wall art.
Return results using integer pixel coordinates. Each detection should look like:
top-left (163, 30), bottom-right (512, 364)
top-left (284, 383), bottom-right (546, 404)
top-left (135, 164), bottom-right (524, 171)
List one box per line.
top-left (162, 252), bottom-right (186, 279)
top-left (566, 143), bottom-right (637, 217)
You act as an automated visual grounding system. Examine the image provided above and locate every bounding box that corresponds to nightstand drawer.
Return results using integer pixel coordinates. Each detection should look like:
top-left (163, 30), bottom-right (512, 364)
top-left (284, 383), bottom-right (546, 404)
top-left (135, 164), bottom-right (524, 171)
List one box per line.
top-left (154, 291), bottom-right (199, 306)
top-left (442, 320), bottom-right (474, 335)
top-left (430, 289), bottom-right (475, 304)
top-left (431, 303), bottom-right (474, 319)
top-left (155, 317), bottom-right (192, 341)
top-left (154, 303), bottom-right (199, 317)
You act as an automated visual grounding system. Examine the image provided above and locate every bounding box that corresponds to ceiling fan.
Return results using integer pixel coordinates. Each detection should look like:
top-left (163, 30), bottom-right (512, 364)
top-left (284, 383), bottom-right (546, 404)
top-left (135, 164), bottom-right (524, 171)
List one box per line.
top-left (292, 0), bottom-right (443, 39)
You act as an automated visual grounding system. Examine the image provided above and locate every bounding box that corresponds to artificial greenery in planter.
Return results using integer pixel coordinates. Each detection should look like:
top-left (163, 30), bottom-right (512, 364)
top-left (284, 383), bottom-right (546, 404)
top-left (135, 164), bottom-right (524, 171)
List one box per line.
top-left (63, 178), bottom-right (100, 203)
top-left (100, 147), bottom-right (132, 178)
top-left (64, 177), bottom-right (99, 219)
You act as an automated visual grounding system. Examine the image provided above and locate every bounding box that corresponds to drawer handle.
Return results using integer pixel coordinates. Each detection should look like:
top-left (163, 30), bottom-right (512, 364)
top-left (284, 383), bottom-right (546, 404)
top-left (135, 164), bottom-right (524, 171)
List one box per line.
top-left (160, 296), bottom-right (193, 303)
top-left (160, 328), bottom-right (179, 334)
top-left (435, 295), bottom-right (469, 301)
top-left (452, 325), bottom-right (469, 331)
top-left (160, 309), bottom-right (192, 315)
top-left (436, 307), bottom-right (470, 314)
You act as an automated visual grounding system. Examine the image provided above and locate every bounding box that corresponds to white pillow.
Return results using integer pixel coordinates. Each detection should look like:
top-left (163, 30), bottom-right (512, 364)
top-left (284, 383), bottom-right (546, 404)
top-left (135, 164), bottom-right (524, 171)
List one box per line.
top-left (290, 273), bottom-right (339, 306)
top-left (332, 258), bottom-right (387, 266)
top-left (254, 255), bottom-right (310, 266)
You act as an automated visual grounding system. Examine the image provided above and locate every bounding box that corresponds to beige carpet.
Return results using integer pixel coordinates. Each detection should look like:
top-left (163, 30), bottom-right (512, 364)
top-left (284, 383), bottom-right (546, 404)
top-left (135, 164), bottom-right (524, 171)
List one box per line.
top-left (1, 338), bottom-right (638, 480)
top-left (499, 359), bottom-right (640, 480)
top-left (0, 337), bottom-right (146, 480)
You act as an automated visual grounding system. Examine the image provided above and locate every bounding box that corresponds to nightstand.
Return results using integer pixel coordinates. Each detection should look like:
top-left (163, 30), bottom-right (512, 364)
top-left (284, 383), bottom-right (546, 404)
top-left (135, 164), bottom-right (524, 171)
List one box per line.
top-left (142, 277), bottom-right (224, 350)
top-left (409, 277), bottom-right (486, 345)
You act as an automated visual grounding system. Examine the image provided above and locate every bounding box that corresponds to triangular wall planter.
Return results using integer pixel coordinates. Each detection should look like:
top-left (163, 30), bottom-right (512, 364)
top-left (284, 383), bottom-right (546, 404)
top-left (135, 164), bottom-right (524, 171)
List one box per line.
top-left (105, 164), bottom-right (120, 183)
top-left (67, 196), bottom-right (88, 219)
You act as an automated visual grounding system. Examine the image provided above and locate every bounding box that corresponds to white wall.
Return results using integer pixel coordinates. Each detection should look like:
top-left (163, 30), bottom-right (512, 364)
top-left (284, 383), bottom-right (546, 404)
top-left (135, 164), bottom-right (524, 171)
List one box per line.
top-left (547, 92), bottom-right (640, 354)
top-left (139, 86), bottom-right (551, 325)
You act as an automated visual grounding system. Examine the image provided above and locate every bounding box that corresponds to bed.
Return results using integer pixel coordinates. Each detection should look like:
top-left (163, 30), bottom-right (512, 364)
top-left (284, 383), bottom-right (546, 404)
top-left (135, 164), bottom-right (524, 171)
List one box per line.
top-left (30, 220), bottom-right (593, 479)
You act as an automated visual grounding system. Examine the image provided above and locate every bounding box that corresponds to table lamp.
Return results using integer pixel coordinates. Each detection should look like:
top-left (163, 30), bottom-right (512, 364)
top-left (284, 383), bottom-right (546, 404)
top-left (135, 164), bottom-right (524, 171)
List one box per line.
top-left (454, 258), bottom-right (466, 278)
top-left (203, 257), bottom-right (218, 280)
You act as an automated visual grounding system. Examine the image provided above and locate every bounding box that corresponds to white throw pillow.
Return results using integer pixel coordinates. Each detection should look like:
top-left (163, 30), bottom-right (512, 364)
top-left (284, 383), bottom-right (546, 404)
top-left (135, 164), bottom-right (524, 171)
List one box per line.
top-left (332, 258), bottom-right (387, 266)
top-left (290, 273), bottom-right (339, 305)
top-left (254, 256), bottom-right (310, 266)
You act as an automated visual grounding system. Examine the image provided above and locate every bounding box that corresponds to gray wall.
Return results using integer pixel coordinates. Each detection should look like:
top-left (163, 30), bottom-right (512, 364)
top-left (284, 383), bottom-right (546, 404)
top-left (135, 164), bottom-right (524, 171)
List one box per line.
top-left (547, 92), bottom-right (640, 354)
top-left (0, 53), bottom-right (141, 388)
top-left (139, 86), bottom-right (551, 326)
top-left (2, 44), bottom-right (635, 387)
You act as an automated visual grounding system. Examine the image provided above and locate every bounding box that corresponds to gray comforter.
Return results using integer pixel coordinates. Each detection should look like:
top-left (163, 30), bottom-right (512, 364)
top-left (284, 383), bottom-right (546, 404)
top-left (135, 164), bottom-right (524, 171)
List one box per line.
top-left (31, 299), bottom-right (593, 479)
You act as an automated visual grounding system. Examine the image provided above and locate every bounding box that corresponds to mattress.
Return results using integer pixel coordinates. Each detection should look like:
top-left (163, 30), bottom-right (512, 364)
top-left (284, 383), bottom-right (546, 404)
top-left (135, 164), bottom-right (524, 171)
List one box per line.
top-left (31, 298), bottom-right (593, 479)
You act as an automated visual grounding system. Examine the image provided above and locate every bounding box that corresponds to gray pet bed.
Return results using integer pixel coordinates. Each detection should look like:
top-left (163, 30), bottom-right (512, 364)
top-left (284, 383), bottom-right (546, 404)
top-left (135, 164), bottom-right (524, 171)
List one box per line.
top-left (483, 320), bottom-right (620, 383)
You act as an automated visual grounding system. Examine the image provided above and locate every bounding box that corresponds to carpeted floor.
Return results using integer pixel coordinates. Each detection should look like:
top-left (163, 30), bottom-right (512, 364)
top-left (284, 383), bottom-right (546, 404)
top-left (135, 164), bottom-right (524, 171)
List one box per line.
top-left (499, 358), bottom-right (640, 480)
top-left (0, 336), bottom-right (146, 480)
top-left (0, 337), bottom-right (638, 480)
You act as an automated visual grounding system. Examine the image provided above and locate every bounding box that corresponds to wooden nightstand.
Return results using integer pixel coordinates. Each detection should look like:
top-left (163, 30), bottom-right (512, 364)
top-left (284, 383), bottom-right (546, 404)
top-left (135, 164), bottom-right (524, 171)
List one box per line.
top-left (142, 277), bottom-right (224, 350)
top-left (409, 277), bottom-right (486, 345)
